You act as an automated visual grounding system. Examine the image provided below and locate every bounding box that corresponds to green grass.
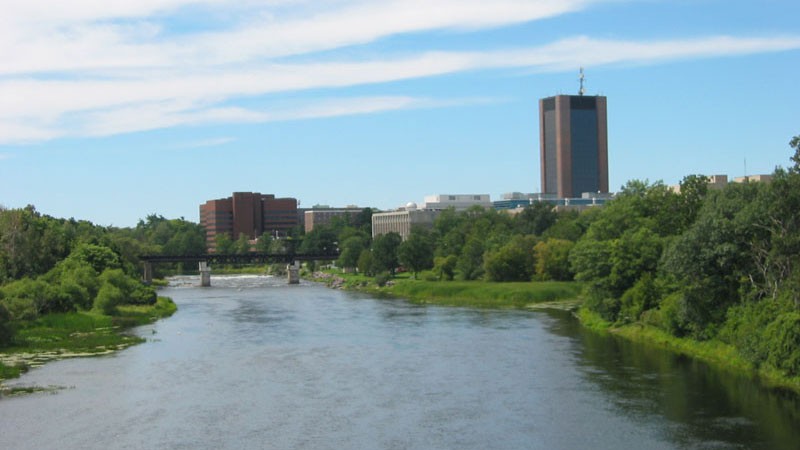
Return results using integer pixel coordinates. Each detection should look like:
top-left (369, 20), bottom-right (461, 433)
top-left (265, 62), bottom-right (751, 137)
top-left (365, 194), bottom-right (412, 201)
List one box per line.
top-left (309, 270), bottom-right (583, 309)
top-left (0, 297), bottom-right (177, 384)
top-left (386, 280), bottom-right (584, 308)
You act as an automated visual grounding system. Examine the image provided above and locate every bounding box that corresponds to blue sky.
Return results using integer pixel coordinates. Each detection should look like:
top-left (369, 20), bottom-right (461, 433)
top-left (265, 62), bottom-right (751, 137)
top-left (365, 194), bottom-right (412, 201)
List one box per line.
top-left (1, 0), bottom-right (798, 226)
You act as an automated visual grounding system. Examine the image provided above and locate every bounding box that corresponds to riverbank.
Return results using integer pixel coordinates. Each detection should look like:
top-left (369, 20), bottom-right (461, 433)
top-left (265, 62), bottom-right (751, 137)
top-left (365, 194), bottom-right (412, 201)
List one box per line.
top-left (0, 296), bottom-right (177, 394)
top-left (309, 271), bottom-right (584, 309)
top-left (576, 308), bottom-right (800, 395)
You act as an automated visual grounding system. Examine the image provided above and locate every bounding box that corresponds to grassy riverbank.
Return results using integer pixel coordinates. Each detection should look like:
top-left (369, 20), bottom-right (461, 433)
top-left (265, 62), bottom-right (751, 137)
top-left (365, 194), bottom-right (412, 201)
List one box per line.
top-left (0, 297), bottom-right (176, 391)
top-left (576, 308), bottom-right (800, 394)
top-left (309, 270), bottom-right (583, 309)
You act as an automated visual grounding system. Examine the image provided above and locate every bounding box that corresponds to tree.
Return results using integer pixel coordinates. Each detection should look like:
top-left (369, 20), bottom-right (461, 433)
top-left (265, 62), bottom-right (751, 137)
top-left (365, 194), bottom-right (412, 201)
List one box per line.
top-left (255, 232), bottom-right (272, 253)
top-left (534, 238), bottom-right (575, 281)
top-left (514, 202), bottom-right (557, 236)
top-left (215, 233), bottom-right (234, 254)
top-left (371, 232), bottom-right (402, 275)
top-left (457, 236), bottom-right (485, 280)
top-left (300, 226), bottom-right (338, 255)
top-left (234, 233), bottom-right (251, 254)
top-left (67, 243), bottom-right (121, 274)
top-left (357, 249), bottom-right (374, 276)
top-left (483, 235), bottom-right (536, 282)
top-left (338, 235), bottom-right (367, 270)
top-left (397, 228), bottom-right (434, 279)
top-left (433, 255), bottom-right (457, 281)
top-left (790, 135), bottom-right (800, 173)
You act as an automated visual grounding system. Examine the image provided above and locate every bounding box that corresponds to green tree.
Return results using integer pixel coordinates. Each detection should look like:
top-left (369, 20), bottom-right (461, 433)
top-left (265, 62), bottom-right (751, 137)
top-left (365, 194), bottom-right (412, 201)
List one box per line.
top-left (67, 243), bottom-right (121, 274)
top-left (357, 249), bottom-right (374, 276)
top-left (300, 227), bottom-right (338, 255)
top-left (235, 233), bottom-right (251, 254)
top-left (397, 228), bottom-right (434, 279)
top-left (661, 182), bottom-right (764, 337)
top-left (371, 232), bottom-right (402, 275)
top-left (789, 135), bottom-right (800, 172)
top-left (215, 233), bottom-right (234, 254)
top-left (533, 238), bottom-right (575, 281)
top-left (433, 255), bottom-right (457, 281)
top-left (457, 236), bottom-right (485, 280)
top-left (338, 236), bottom-right (367, 270)
top-left (255, 232), bottom-right (272, 253)
top-left (514, 202), bottom-right (557, 236)
top-left (483, 235), bottom-right (536, 282)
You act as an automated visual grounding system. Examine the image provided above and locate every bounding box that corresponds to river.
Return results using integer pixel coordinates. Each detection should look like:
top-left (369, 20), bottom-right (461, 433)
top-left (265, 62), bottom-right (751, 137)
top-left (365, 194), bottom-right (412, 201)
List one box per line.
top-left (1, 275), bottom-right (798, 449)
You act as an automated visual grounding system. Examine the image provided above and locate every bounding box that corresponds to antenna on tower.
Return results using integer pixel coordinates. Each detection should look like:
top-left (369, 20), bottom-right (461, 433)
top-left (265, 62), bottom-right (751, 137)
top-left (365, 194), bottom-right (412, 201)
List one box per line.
top-left (578, 67), bottom-right (586, 96)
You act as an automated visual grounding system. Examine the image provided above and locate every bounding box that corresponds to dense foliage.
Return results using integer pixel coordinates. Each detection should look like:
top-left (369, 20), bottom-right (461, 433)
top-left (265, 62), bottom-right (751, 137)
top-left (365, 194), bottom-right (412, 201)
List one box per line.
top-left (0, 209), bottom-right (203, 347)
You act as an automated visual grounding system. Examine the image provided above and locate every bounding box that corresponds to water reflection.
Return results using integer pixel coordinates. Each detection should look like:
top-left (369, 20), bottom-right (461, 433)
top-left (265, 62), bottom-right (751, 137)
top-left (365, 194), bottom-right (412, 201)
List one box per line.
top-left (542, 309), bottom-right (800, 449)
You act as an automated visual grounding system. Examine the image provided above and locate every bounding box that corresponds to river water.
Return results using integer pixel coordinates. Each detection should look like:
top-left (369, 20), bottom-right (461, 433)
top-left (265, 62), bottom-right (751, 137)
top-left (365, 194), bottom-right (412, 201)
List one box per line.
top-left (1, 275), bottom-right (798, 449)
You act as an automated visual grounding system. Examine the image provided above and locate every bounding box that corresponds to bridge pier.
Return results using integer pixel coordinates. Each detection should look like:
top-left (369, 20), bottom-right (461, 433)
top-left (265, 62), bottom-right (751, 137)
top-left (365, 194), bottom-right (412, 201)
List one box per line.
top-left (143, 262), bottom-right (153, 285)
top-left (287, 261), bottom-right (300, 285)
top-left (199, 261), bottom-right (211, 287)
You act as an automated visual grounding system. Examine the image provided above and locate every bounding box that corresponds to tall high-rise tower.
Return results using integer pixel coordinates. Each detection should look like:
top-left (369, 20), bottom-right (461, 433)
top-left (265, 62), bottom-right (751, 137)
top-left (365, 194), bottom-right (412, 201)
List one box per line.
top-left (539, 74), bottom-right (608, 198)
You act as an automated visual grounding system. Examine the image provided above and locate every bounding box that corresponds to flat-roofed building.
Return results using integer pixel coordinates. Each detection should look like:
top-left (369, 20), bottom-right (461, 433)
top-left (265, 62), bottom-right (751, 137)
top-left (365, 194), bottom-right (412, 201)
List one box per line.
top-left (422, 194), bottom-right (492, 211)
top-left (200, 192), bottom-right (298, 251)
top-left (371, 204), bottom-right (439, 240)
top-left (304, 207), bottom-right (364, 233)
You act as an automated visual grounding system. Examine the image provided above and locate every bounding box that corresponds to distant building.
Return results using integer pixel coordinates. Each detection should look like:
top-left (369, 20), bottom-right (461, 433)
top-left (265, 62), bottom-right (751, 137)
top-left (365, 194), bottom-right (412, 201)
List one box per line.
top-left (421, 194), bottom-right (492, 211)
top-left (371, 203), bottom-right (439, 240)
top-left (495, 191), bottom-right (611, 213)
top-left (540, 94), bottom-right (609, 199)
top-left (670, 173), bottom-right (772, 193)
top-left (734, 174), bottom-right (773, 184)
top-left (199, 192), bottom-right (297, 251)
top-left (304, 206), bottom-right (363, 233)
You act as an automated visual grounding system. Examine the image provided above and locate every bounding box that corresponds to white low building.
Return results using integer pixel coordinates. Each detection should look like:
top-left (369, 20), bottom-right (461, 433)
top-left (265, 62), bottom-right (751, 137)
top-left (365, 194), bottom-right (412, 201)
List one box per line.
top-left (422, 194), bottom-right (492, 211)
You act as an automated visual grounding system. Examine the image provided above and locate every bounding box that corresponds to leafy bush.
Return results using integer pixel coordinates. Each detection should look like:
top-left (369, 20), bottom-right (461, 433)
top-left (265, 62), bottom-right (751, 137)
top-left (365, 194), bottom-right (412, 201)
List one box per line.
top-left (483, 236), bottom-right (536, 282)
top-left (764, 312), bottom-right (800, 376)
top-left (93, 283), bottom-right (124, 315)
top-left (618, 273), bottom-right (660, 323)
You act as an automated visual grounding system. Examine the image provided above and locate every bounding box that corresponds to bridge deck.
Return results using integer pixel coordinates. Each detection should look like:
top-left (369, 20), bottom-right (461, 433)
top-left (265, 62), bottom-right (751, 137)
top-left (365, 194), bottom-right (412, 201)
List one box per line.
top-left (139, 252), bottom-right (338, 265)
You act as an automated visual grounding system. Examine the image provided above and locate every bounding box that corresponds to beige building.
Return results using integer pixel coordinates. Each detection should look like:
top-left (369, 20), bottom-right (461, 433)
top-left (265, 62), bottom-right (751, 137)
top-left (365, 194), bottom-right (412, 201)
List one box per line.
top-left (371, 205), bottom-right (439, 240)
top-left (670, 173), bottom-right (772, 193)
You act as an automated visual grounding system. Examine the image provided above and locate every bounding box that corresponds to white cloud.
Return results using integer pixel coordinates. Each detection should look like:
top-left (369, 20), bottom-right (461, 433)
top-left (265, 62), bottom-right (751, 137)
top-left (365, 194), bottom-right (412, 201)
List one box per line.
top-left (0, 0), bottom-right (798, 145)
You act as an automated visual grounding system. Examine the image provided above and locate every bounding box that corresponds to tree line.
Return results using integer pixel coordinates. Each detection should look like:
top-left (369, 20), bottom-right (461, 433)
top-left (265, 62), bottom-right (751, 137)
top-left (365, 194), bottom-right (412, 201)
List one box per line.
top-left (0, 210), bottom-right (206, 346)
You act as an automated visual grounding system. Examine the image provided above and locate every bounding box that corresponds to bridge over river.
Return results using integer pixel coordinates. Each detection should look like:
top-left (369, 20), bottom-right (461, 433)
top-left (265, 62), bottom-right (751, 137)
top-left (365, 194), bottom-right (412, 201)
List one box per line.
top-left (139, 252), bottom-right (339, 286)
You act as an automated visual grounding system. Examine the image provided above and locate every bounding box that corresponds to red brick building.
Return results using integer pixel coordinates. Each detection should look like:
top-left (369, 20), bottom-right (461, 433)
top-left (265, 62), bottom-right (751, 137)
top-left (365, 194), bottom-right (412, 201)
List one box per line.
top-left (200, 192), bottom-right (298, 251)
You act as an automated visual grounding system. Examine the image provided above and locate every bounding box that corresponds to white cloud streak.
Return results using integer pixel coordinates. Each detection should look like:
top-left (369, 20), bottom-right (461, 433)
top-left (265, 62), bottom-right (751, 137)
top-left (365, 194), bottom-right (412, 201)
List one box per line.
top-left (0, 0), bottom-right (798, 145)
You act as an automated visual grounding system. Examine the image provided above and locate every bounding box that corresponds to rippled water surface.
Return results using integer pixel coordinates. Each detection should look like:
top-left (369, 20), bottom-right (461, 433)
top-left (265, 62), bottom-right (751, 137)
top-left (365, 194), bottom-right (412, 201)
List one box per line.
top-left (1, 275), bottom-right (798, 449)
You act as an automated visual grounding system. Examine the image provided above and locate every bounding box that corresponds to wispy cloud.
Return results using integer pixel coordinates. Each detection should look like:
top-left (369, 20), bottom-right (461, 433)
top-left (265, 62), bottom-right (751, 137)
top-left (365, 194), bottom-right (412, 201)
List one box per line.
top-left (1, 0), bottom-right (798, 145)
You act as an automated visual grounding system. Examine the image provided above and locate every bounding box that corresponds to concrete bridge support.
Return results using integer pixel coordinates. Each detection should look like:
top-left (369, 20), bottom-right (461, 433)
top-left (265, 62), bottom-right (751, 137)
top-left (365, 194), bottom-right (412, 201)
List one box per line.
top-left (287, 261), bottom-right (300, 285)
top-left (143, 262), bottom-right (153, 285)
top-left (199, 261), bottom-right (211, 287)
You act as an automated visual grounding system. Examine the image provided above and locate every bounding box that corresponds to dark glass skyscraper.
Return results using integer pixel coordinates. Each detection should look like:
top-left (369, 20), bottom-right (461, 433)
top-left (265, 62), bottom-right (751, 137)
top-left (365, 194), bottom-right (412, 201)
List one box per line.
top-left (539, 95), bottom-right (608, 198)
